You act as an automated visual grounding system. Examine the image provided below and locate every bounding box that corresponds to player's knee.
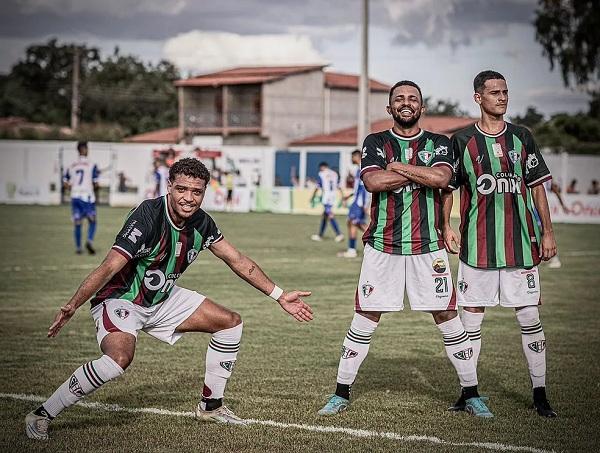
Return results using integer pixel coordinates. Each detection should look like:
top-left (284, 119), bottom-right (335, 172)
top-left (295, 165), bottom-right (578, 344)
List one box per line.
top-left (515, 305), bottom-right (540, 326)
top-left (107, 350), bottom-right (134, 370)
top-left (226, 311), bottom-right (242, 329)
top-left (432, 310), bottom-right (457, 324)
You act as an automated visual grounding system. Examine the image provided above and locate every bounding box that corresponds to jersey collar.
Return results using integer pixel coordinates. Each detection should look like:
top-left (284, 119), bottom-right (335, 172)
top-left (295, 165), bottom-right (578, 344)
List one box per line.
top-left (389, 128), bottom-right (424, 141)
top-left (164, 195), bottom-right (183, 231)
top-left (475, 122), bottom-right (507, 138)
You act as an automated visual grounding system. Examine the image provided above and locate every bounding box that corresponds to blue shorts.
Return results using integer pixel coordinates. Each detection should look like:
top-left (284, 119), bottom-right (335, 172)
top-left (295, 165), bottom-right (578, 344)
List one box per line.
top-left (71, 198), bottom-right (96, 221)
top-left (323, 204), bottom-right (333, 216)
top-left (348, 203), bottom-right (366, 225)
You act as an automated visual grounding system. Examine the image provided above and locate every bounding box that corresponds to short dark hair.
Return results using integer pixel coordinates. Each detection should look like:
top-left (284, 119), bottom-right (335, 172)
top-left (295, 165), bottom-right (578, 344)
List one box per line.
top-left (77, 141), bottom-right (87, 152)
top-left (169, 158), bottom-right (210, 184)
top-left (473, 70), bottom-right (506, 93)
top-left (351, 149), bottom-right (361, 157)
top-left (319, 161), bottom-right (329, 168)
top-left (389, 80), bottom-right (423, 103)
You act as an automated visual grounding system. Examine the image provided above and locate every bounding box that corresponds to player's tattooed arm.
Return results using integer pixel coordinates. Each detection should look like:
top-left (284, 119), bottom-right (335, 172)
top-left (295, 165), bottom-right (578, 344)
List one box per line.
top-left (386, 162), bottom-right (452, 189)
top-left (362, 169), bottom-right (410, 193)
top-left (48, 249), bottom-right (128, 337)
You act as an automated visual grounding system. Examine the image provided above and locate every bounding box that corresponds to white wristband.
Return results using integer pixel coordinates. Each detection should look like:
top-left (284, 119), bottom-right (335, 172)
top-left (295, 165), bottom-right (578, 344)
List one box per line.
top-left (268, 285), bottom-right (284, 301)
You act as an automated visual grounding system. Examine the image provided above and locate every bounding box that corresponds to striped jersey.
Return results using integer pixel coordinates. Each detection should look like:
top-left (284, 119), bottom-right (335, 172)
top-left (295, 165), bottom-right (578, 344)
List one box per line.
top-left (449, 122), bottom-right (552, 269)
top-left (64, 156), bottom-right (99, 203)
top-left (91, 196), bottom-right (222, 308)
top-left (360, 129), bottom-right (453, 255)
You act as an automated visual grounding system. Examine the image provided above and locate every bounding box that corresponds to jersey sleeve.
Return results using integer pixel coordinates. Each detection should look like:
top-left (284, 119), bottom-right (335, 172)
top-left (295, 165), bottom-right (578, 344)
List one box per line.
top-left (447, 134), bottom-right (463, 191)
top-left (199, 212), bottom-right (224, 250)
top-left (521, 129), bottom-right (552, 187)
top-left (430, 135), bottom-right (453, 170)
top-left (92, 165), bottom-right (100, 183)
top-left (112, 202), bottom-right (154, 260)
top-left (360, 134), bottom-right (386, 178)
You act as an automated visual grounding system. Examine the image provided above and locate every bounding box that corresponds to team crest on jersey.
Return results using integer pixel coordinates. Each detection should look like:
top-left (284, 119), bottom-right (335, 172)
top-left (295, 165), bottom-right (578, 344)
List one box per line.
top-left (432, 258), bottom-right (447, 273)
top-left (526, 154), bottom-right (539, 170)
top-left (418, 150), bottom-right (433, 164)
top-left (453, 348), bottom-right (473, 361)
top-left (508, 150), bottom-right (520, 164)
top-left (220, 360), bottom-right (236, 372)
top-left (458, 280), bottom-right (468, 293)
top-left (528, 340), bottom-right (546, 353)
top-left (187, 248), bottom-right (199, 263)
top-left (69, 375), bottom-right (85, 397)
top-left (405, 147), bottom-right (413, 160)
top-left (114, 308), bottom-right (130, 319)
top-left (361, 283), bottom-right (374, 298)
top-left (341, 345), bottom-right (358, 359)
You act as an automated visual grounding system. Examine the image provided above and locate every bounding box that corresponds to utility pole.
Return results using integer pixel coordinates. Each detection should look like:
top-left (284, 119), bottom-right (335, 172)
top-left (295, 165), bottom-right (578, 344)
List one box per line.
top-left (71, 47), bottom-right (80, 132)
top-left (357, 0), bottom-right (369, 148)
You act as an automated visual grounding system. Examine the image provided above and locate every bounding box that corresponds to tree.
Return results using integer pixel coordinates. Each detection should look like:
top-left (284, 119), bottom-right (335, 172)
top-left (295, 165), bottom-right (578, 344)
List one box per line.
top-left (511, 106), bottom-right (545, 128)
top-left (423, 97), bottom-right (468, 117)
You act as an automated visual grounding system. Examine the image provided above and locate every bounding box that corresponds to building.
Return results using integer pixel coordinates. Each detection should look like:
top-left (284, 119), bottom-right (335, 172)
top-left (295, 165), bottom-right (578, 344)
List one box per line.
top-left (173, 65), bottom-right (390, 147)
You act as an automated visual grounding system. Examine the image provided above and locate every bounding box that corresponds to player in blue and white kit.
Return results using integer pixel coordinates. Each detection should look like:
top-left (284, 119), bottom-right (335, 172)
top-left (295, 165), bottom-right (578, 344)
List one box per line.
top-left (338, 150), bottom-right (369, 258)
top-left (63, 141), bottom-right (99, 255)
top-left (310, 162), bottom-right (344, 242)
top-left (153, 158), bottom-right (170, 197)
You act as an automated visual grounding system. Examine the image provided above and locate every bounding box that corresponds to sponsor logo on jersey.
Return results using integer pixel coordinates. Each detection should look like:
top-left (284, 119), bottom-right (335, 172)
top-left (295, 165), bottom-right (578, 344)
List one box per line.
top-left (418, 150), bottom-right (433, 164)
top-left (361, 283), bottom-right (374, 298)
top-left (134, 243), bottom-right (152, 258)
top-left (143, 269), bottom-right (181, 293)
top-left (362, 147), bottom-right (367, 158)
top-left (187, 248), bottom-right (199, 263)
top-left (458, 280), bottom-right (468, 293)
top-left (69, 375), bottom-right (85, 397)
top-left (492, 142), bottom-right (503, 157)
top-left (203, 235), bottom-right (217, 250)
top-left (476, 154), bottom-right (484, 164)
top-left (453, 347), bottom-right (473, 361)
top-left (476, 172), bottom-right (522, 195)
top-left (341, 345), bottom-right (358, 359)
top-left (528, 340), bottom-right (546, 353)
top-left (435, 145), bottom-right (448, 156)
top-left (405, 147), bottom-right (413, 160)
top-left (508, 150), bottom-right (520, 164)
top-left (175, 241), bottom-right (182, 257)
top-left (432, 258), bottom-right (447, 273)
top-left (114, 308), bottom-right (129, 320)
top-left (220, 360), bottom-right (236, 372)
top-left (376, 147), bottom-right (386, 160)
top-left (526, 154), bottom-right (539, 170)
top-left (128, 227), bottom-right (142, 244)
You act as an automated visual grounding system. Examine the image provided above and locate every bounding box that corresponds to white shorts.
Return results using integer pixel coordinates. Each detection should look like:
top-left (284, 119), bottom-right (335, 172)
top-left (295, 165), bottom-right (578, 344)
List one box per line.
top-left (91, 286), bottom-right (206, 346)
top-left (355, 244), bottom-right (456, 312)
top-left (456, 261), bottom-right (541, 308)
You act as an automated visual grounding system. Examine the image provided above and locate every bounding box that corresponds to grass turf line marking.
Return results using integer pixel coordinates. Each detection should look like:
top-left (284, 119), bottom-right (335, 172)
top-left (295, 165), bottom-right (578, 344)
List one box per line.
top-left (4, 393), bottom-right (553, 453)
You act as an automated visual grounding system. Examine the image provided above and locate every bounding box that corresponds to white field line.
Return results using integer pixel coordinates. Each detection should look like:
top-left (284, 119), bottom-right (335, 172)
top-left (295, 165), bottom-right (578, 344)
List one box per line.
top-left (561, 250), bottom-right (600, 256)
top-left (3, 392), bottom-right (554, 453)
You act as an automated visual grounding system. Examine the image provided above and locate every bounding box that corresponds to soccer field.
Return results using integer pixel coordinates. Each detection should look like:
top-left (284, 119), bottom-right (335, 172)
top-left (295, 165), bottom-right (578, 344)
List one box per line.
top-left (1, 205), bottom-right (599, 452)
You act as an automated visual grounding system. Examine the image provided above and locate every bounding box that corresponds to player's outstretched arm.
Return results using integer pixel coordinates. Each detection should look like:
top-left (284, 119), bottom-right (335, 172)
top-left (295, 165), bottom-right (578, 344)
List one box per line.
top-left (531, 184), bottom-right (557, 260)
top-left (362, 170), bottom-right (410, 193)
top-left (209, 238), bottom-right (313, 322)
top-left (386, 162), bottom-right (452, 189)
top-left (48, 249), bottom-right (128, 337)
top-left (441, 190), bottom-right (460, 254)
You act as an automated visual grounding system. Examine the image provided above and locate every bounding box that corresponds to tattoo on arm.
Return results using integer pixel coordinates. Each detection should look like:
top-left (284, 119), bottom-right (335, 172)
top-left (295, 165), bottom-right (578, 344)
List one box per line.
top-left (249, 264), bottom-right (255, 275)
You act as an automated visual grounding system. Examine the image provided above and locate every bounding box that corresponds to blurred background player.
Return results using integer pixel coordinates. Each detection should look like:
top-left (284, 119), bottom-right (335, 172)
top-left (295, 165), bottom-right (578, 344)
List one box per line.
top-left (310, 162), bottom-right (344, 242)
top-left (338, 150), bottom-right (369, 258)
top-left (63, 141), bottom-right (99, 255)
top-left (153, 157), bottom-right (169, 197)
top-left (442, 70), bottom-right (557, 417)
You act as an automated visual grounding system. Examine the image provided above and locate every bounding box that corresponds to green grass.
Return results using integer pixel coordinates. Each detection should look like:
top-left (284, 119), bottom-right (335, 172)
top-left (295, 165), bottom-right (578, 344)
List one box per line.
top-left (1, 205), bottom-right (599, 452)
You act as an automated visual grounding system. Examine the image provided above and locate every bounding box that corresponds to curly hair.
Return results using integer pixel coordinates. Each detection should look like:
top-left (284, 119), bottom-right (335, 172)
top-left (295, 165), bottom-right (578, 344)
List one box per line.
top-left (169, 158), bottom-right (210, 184)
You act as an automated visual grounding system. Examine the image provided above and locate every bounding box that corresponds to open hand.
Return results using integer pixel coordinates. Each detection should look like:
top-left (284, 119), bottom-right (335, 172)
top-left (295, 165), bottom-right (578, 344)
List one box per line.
top-left (278, 290), bottom-right (313, 322)
top-left (442, 226), bottom-right (460, 254)
top-left (48, 304), bottom-right (77, 337)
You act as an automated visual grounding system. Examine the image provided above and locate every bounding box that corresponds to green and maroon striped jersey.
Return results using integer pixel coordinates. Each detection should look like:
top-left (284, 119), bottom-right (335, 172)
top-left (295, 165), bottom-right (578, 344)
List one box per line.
top-left (90, 196), bottom-right (222, 308)
top-left (360, 128), bottom-right (453, 255)
top-left (449, 122), bottom-right (551, 269)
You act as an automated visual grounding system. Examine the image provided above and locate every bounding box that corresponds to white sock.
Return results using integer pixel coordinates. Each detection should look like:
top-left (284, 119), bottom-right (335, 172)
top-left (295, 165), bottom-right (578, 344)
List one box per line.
top-left (336, 313), bottom-right (378, 385)
top-left (461, 310), bottom-right (484, 368)
top-left (437, 316), bottom-right (478, 388)
top-left (201, 322), bottom-right (243, 407)
top-left (516, 307), bottom-right (546, 388)
top-left (42, 355), bottom-right (124, 417)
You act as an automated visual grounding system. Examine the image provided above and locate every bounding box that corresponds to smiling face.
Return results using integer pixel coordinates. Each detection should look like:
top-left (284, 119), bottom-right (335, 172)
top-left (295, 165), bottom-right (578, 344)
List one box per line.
top-left (166, 173), bottom-right (207, 225)
top-left (475, 78), bottom-right (508, 117)
top-left (387, 84), bottom-right (424, 128)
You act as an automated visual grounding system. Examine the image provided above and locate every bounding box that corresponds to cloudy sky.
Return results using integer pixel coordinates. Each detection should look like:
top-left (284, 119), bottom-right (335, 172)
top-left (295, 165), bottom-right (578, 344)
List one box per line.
top-left (0, 0), bottom-right (589, 118)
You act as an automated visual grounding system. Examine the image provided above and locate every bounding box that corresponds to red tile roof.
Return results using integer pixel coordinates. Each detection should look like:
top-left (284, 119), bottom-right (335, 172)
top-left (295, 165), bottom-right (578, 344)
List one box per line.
top-left (325, 72), bottom-right (389, 92)
top-left (125, 127), bottom-right (179, 143)
top-left (174, 65), bottom-right (326, 87)
top-left (290, 116), bottom-right (478, 146)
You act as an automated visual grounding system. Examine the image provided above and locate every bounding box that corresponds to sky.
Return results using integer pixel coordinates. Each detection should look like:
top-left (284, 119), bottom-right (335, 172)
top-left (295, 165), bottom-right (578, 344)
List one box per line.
top-left (0, 0), bottom-right (590, 118)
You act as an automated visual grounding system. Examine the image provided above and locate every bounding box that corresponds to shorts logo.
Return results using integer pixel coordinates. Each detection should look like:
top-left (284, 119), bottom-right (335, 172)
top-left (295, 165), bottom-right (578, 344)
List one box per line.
top-left (432, 258), bottom-right (446, 273)
top-left (528, 340), bottom-right (546, 353)
top-left (458, 280), bottom-right (468, 293)
top-left (418, 150), bottom-right (433, 164)
top-left (69, 375), bottom-right (85, 397)
top-left (220, 360), bottom-right (236, 372)
top-left (187, 248), bottom-right (199, 263)
top-left (453, 348), bottom-right (473, 361)
top-left (114, 308), bottom-right (129, 320)
top-left (361, 284), bottom-right (374, 298)
top-left (341, 346), bottom-right (358, 359)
